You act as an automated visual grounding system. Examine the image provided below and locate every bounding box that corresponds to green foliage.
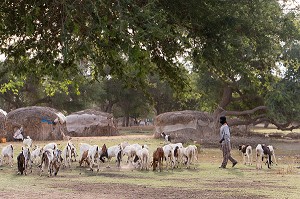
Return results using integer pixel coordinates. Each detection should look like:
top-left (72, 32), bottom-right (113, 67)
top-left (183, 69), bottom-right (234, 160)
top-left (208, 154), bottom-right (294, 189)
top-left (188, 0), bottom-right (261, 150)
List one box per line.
top-left (0, 0), bottom-right (189, 93)
top-left (0, 75), bottom-right (25, 95)
top-left (0, 0), bottom-right (300, 127)
top-left (266, 66), bottom-right (300, 123)
top-left (43, 79), bottom-right (73, 96)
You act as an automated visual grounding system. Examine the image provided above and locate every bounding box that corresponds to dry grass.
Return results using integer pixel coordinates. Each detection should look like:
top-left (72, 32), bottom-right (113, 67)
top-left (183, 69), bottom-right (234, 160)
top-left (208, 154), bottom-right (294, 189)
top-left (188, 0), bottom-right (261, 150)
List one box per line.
top-left (251, 124), bottom-right (300, 134)
top-left (0, 132), bottom-right (299, 199)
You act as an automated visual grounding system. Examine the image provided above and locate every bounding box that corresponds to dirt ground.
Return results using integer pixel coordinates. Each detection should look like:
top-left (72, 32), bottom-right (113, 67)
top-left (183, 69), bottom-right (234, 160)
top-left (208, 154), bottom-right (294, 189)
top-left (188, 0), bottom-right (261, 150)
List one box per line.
top-left (1, 183), bottom-right (263, 199)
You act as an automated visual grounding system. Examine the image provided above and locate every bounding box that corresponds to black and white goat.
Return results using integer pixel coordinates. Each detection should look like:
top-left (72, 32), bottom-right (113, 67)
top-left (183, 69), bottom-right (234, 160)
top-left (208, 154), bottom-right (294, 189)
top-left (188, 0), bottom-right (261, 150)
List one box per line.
top-left (256, 144), bottom-right (272, 169)
top-left (161, 132), bottom-right (171, 143)
top-left (39, 148), bottom-right (63, 177)
top-left (238, 145), bottom-right (253, 165)
top-left (267, 145), bottom-right (277, 165)
top-left (17, 147), bottom-right (32, 175)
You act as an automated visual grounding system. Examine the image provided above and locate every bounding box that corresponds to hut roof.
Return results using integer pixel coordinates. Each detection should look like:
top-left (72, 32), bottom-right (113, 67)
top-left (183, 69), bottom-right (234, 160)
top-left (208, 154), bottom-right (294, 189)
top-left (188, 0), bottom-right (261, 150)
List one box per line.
top-left (7, 106), bottom-right (65, 121)
top-left (71, 109), bottom-right (112, 117)
top-left (6, 106), bottom-right (67, 141)
top-left (66, 109), bottom-right (118, 137)
top-left (155, 110), bottom-right (213, 126)
top-left (0, 109), bottom-right (6, 130)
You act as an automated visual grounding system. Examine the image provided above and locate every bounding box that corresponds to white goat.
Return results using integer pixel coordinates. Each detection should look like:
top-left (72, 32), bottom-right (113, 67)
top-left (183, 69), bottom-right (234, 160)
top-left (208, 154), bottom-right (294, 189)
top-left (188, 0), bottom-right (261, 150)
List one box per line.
top-left (134, 147), bottom-right (150, 170)
top-left (182, 145), bottom-right (198, 169)
top-left (69, 142), bottom-right (78, 162)
top-left (62, 142), bottom-right (73, 168)
top-left (162, 144), bottom-right (174, 170)
top-left (123, 144), bottom-right (143, 164)
top-left (31, 145), bottom-right (43, 165)
top-left (107, 145), bottom-right (123, 167)
top-left (168, 143), bottom-right (184, 168)
top-left (43, 142), bottom-right (58, 152)
top-left (23, 136), bottom-right (33, 148)
top-left (88, 145), bottom-right (101, 171)
top-left (267, 145), bottom-right (277, 165)
top-left (1, 144), bottom-right (14, 167)
top-left (120, 141), bottom-right (130, 150)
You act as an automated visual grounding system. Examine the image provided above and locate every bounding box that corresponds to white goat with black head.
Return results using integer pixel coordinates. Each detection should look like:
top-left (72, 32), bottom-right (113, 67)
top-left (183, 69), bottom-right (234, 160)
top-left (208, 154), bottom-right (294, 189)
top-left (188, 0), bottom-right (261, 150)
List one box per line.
top-left (238, 145), bottom-right (253, 165)
top-left (62, 141), bottom-right (73, 168)
top-left (161, 132), bottom-right (171, 143)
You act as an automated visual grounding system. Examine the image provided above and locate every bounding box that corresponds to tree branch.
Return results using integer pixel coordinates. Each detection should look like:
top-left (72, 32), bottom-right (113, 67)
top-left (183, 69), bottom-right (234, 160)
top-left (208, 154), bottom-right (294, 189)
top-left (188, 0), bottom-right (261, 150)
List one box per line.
top-left (230, 116), bottom-right (300, 131)
top-left (221, 106), bottom-right (267, 116)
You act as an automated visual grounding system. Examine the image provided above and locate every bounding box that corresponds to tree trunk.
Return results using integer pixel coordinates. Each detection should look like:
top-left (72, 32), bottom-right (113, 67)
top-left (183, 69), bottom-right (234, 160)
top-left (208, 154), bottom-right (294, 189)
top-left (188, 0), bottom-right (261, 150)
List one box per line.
top-left (212, 85), bottom-right (233, 134)
top-left (213, 85), bottom-right (233, 118)
top-left (123, 115), bottom-right (130, 127)
top-left (264, 121), bottom-right (269, 128)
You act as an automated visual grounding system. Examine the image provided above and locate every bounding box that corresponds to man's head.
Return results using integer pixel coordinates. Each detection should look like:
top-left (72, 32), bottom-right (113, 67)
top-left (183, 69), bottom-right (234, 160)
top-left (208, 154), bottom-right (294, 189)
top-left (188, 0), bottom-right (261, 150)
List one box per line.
top-left (220, 116), bottom-right (227, 125)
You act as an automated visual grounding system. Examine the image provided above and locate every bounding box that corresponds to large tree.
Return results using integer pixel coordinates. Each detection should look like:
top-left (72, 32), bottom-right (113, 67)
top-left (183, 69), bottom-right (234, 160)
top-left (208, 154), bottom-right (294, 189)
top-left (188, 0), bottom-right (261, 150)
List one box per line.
top-left (0, 0), bottom-right (189, 92)
top-left (1, 0), bottom-right (300, 131)
top-left (159, 0), bottom-right (300, 130)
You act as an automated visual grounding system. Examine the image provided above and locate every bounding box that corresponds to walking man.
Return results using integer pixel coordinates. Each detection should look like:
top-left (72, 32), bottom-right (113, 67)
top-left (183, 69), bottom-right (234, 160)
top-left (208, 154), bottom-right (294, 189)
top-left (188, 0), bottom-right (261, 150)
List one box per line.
top-left (219, 116), bottom-right (237, 168)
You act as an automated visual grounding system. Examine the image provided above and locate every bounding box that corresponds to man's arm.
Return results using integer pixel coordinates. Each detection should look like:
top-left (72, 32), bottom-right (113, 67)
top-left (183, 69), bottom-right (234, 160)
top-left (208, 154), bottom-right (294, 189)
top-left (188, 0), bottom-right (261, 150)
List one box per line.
top-left (219, 137), bottom-right (224, 143)
top-left (219, 127), bottom-right (225, 143)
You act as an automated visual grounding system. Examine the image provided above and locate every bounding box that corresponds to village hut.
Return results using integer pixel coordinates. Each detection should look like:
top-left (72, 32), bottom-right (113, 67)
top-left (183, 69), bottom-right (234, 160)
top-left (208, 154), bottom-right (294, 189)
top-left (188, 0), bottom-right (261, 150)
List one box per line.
top-left (66, 109), bottom-right (119, 137)
top-left (154, 110), bottom-right (215, 143)
top-left (5, 106), bottom-right (67, 141)
top-left (0, 109), bottom-right (7, 140)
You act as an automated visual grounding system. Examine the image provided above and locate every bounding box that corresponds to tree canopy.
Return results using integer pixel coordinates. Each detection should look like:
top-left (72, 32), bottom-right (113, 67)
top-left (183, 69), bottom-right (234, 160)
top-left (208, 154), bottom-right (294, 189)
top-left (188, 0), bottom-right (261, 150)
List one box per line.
top-left (1, 0), bottom-right (300, 130)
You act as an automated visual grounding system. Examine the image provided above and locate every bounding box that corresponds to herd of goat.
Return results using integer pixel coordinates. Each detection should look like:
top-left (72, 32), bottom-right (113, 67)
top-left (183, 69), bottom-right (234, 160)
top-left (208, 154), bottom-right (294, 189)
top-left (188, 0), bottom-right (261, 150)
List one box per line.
top-left (0, 133), bottom-right (278, 177)
top-left (0, 135), bottom-right (199, 176)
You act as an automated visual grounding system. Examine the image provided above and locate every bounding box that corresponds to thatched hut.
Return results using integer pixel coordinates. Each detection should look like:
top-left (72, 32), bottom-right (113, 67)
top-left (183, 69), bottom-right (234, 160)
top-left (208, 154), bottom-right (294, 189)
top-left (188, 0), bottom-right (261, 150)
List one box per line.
top-left (154, 110), bottom-right (215, 142)
top-left (0, 109), bottom-right (7, 138)
top-left (66, 109), bottom-right (119, 137)
top-left (5, 106), bottom-right (67, 141)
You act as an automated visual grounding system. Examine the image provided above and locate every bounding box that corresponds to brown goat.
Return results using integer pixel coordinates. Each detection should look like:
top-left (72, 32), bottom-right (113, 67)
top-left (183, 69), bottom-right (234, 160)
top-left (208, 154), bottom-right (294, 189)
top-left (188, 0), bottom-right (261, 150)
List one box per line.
top-left (152, 147), bottom-right (164, 172)
top-left (100, 144), bottom-right (108, 163)
top-left (79, 150), bottom-right (90, 167)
